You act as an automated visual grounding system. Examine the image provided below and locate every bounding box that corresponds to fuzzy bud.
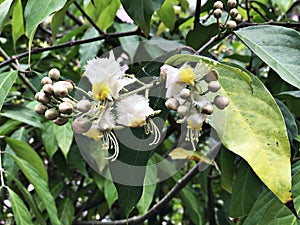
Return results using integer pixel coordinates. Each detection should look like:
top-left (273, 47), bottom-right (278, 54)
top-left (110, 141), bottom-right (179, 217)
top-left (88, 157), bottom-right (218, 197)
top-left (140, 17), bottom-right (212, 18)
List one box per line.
top-left (204, 69), bottom-right (219, 83)
top-left (41, 77), bottom-right (52, 85)
top-left (214, 1), bottom-right (223, 9)
top-left (177, 105), bottom-right (189, 116)
top-left (214, 95), bottom-right (229, 110)
top-left (54, 117), bottom-right (69, 126)
top-left (48, 68), bottom-right (60, 81)
top-left (53, 82), bottom-right (69, 97)
top-left (180, 88), bottom-right (191, 99)
top-left (72, 117), bottom-right (92, 134)
top-left (45, 108), bottom-right (59, 120)
top-left (226, 20), bottom-right (237, 30)
top-left (208, 81), bottom-right (221, 92)
top-left (42, 84), bottom-right (54, 96)
top-left (229, 8), bottom-right (238, 18)
top-left (227, 0), bottom-right (237, 9)
top-left (37, 91), bottom-right (51, 104)
top-left (58, 102), bottom-right (73, 114)
top-left (213, 8), bottom-right (223, 19)
top-left (202, 104), bottom-right (214, 115)
top-left (165, 98), bottom-right (179, 110)
top-left (76, 99), bottom-right (92, 113)
top-left (235, 14), bottom-right (242, 23)
top-left (35, 92), bottom-right (41, 101)
top-left (34, 104), bottom-right (48, 115)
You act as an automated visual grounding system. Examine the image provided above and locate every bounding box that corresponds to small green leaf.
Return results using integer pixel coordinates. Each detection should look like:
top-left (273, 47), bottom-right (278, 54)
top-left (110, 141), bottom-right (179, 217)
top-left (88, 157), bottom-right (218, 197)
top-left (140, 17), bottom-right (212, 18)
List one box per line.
top-left (7, 154), bottom-right (61, 225)
top-left (104, 179), bottom-right (118, 209)
top-left (5, 137), bottom-right (48, 182)
top-left (42, 122), bottom-right (59, 158)
top-left (8, 187), bottom-right (33, 225)
top-left (271, 0), bottom-right (293, 13)
top-left (0, 0), bottom-right (14, 33)
top-left (0, 120), bottom-right (22, 137)
top-left (157, 0), bottom-right (176, 30)
top-left (169, 147), bottom-right (214, 164)
top-left (12, 0), bottom-right (25, 49)
top-left (59, 198), bottom-right (74, 225)
top-left (230, 161), bottom-right (264, 217)
top-left (235, 26), bottom-right (300, 89)
top-left (0, 106), bottom-right (43, 129)
top-left (121, 0), bottom-right (163, 35)
top-left (54, 121), bottom-right (73, 158)
top-left (276, 91), bottom-right (300, 100)
top-left (0, 71), bottom-right (18, 111)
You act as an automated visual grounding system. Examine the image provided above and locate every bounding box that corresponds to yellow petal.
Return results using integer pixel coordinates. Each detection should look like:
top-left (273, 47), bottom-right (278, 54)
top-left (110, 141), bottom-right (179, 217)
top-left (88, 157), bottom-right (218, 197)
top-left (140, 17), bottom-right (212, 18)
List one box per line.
top-left (179, 67), bottom-right (195, 85)
top-left (92, 82), bottom-right (111, 100)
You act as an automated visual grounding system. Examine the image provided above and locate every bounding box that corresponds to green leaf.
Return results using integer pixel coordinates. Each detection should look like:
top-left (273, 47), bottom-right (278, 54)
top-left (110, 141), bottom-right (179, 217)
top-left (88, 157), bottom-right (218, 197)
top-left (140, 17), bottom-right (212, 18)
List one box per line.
top-left (169, 147), bottom-right (214, 164)
top-left (42, 122), bottom-right (59, 158)
top-left (6, 173), bottom-right (46, 225)
top-left (12, 0), bottom-right (25, 49)
top-left (0, 0), bottom-right (14, 33)
top-left (235, 26), bottom-right (300, 89)
top-left (220, 147), bottom-right (236, 193)
top-left (186, 23), bottom-right (219, 51)
top-left (7, 154), bottom-right (61, 225)
top-left (5, 137), bottom-right (48, 182)
top-left (59, 198), bottom-right (74, 225)
top-left (79, 27), bottom-right (102, 67)
top-left (86, 0), bottom-right (120, 30)
top-left (24, 0), bottom-right (67, 54)
top-left (276, 91), bottom-right (300, 100)
top-left (242, 163), bottom-right (300, 225)
top-left (230, 161), bottom-right (264, 217)
top-left (51, 0), bottom-right (74, 42)
top-left (8, 187), bottom-right (33, 225)
top-left (0, 70), bottom-right (18, 111)
top-left (54, 121), bottom-right (73, 158)
top-left (157, 0), bottom-right (176, 30)
top-left (0, 120), bottom-right (22, 136)
top-left (104, 179), bottom-right (118, 209)
top-left (0, 106), bottom-right (43, 129)
top-left (165, 54), bottom-right (292, 205)
top-left (271, 0), bottom-right (293, 13)
top-left (121, 0), bottom-right (163, 35)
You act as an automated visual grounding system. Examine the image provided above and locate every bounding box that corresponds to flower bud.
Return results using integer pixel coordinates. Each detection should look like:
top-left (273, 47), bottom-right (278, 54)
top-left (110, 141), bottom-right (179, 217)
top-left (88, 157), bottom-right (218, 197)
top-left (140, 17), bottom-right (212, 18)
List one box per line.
top-left (227, 0), bottom-right (237, 9)
top-left (34, 104), bottom-right (48, 115)
top-left (208, 81), bottom-right (221, 92)
top-left (204, 69), bottom-right (219, 83)
top-left (48, 68), bottom-right (60, 80)
top-left (53, 82), bottom-right (68, 97)
top-left (165, 98), bottom-right (179, 110)
top-left (202, 103), bottom-right (214, 115)
top-left (177, 105), bottom-right (189, 116)
top-left (214, 95), bottom-right (229, 110)
top-left (226, 20), bottom-right (237, 30)
top-left (58, 102), bottom-right (73, 114)
top-left (54, 117), bottom-right (69, 126)
top-left (76, 99), bottom-right (92, 113)
top-left (35, 92), bottom-right (41, 101)
top-left (42, 84), bottom-right (54, 96)
top-left (64, 81), bottom-right (74, 93)
top-left (180, 88), bottom-right (191, 99)
top-left (229, 8), bottom-right (238, 18)
top-left (235, 14), bottom-right (242, 23)
top-left (41, 77), bottom-right (52, 85)
top-left (38, 91), bottom-right (51, 104)
top-left (214, 1), bottom-right (223, 9)
top-left (72, 117), bottom-right (92, 134)
top-left (213, 8), bottom-right (223, 19)
top-left (45, 108), bottom-right (59, 120)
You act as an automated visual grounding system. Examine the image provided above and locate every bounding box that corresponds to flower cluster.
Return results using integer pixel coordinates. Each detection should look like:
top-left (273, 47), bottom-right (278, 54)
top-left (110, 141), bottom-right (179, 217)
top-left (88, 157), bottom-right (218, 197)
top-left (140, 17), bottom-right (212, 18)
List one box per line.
top-left (36, 52), bottom-right (160, 161)
top-left (161, 62), bottom-right (229, 150)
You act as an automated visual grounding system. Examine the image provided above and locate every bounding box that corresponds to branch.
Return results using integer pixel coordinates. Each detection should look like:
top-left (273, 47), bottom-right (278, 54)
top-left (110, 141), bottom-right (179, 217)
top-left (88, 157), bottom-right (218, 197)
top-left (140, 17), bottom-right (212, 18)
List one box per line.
top-left (0, 29), bottom-right (143, 69)
top-left (72, 142), bottom-right (222, 225)
top-left (66, 10), bottom-right (84, 26)
top-left (194, 0), bottom-right (202, 28)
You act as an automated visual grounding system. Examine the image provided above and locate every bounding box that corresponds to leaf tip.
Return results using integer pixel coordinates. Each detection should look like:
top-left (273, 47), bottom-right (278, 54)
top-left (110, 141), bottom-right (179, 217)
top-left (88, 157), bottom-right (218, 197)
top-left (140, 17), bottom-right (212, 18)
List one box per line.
top-left (285, 198), bottom-right (300, 220)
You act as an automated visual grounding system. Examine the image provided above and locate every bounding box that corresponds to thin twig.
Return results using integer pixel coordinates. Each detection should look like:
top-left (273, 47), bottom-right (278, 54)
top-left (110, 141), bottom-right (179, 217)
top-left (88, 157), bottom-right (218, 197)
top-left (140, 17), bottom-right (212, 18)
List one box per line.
top-left (194, 0), bottom-right (202, 28)
top-left (249, 2), bottom-right (270, 22)
top-left (74, 1), bottom-right (105, 35)
top-left (66, 10), bottom-right (84, 26)
top-left (245, 0), bottom-right (251, 22)
top-left (0, 29), bottom-right (143, 69)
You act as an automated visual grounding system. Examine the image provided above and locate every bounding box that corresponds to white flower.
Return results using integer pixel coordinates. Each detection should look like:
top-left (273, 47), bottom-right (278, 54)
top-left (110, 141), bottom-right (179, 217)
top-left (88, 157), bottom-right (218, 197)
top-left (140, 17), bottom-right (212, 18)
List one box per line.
top-left (185, 111), bottom-right (206, 150)
top-left (116, 94), bottom-right (154, 127)
top-left (84, 51), bottom-right (136, 100)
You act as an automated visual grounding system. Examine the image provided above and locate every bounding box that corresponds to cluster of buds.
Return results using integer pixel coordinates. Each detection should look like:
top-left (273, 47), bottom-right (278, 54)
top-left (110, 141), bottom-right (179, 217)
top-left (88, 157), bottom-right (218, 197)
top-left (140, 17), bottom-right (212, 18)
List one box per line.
top-left (213, 0), bottom-right (242, 30)
top-left (34, 68), bottom-right (74, 126)
top-left (161, 62), bottom-right (229, 150)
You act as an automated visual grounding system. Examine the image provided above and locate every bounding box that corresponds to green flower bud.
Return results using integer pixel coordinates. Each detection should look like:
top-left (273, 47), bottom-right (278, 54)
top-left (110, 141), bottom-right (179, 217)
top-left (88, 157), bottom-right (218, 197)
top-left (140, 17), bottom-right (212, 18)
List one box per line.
top-left (76, 99), bottom-right (92, 113)
top-left (48, 68), bottom-right (60, 81)
top-left (45, 108), bottom-right (59, 120)
top-left (229, 8), bottom-right (238, 18)
top-left (214, 95), bottom-right (229, 110)
top-left (235, 14), bottom-right (242, 23)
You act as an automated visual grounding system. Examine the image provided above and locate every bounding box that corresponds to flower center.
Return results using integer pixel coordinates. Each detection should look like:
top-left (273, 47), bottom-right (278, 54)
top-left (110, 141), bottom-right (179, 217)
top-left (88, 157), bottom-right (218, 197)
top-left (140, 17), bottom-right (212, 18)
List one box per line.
top-left (92, 82), bottom-right (111, 100)
top-left (179, 68), bottom-right (195, 85)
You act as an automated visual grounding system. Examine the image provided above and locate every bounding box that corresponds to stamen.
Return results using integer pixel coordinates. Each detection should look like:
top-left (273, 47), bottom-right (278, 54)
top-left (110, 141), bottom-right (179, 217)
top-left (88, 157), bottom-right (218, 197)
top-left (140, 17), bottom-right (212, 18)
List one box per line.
top-left (103, 131), bottom-right (119, 161)
top-left (148, 119), bottom-right (161, 146)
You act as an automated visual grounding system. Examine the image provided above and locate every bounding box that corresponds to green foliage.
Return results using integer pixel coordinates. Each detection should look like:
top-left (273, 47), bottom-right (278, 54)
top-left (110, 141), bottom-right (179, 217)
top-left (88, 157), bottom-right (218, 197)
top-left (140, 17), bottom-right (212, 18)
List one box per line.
top-left (0, 71), bottom-right (18, 111)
